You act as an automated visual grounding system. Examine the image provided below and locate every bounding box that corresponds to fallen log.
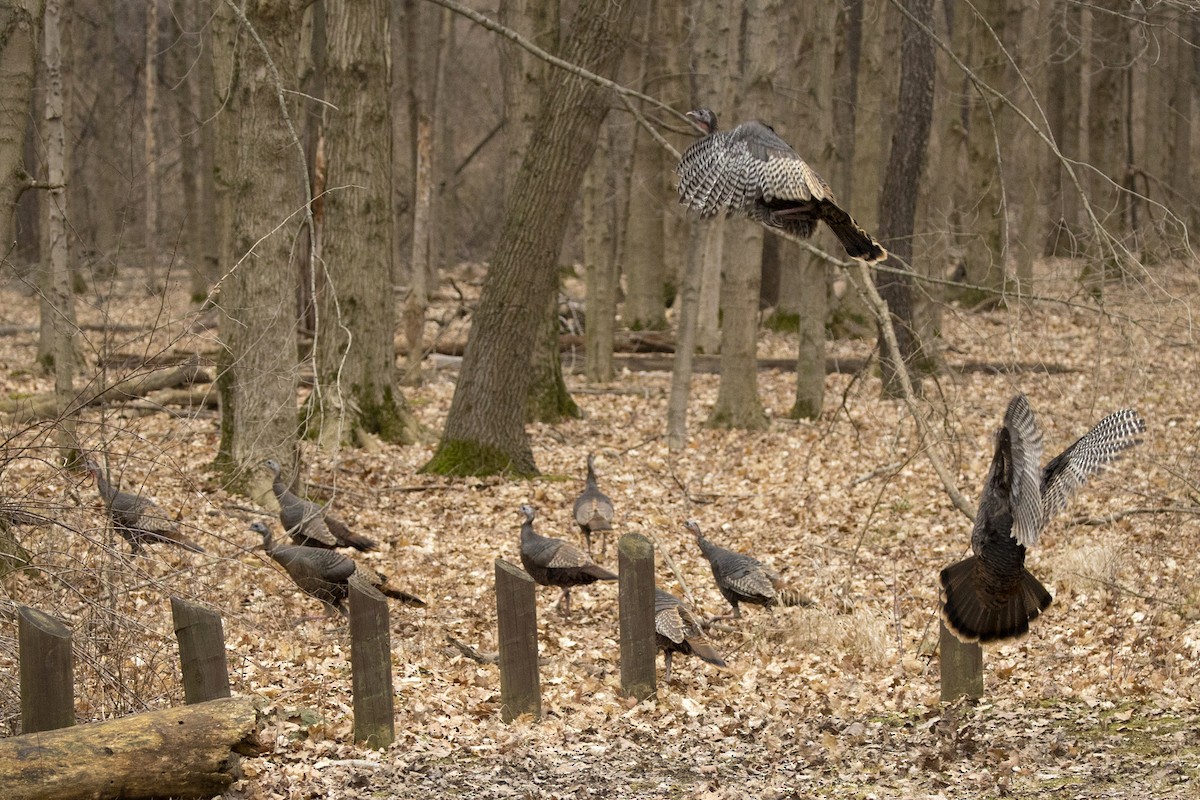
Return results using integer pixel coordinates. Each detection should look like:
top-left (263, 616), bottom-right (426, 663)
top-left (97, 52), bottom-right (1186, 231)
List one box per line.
top-left (1, 359), bottom-right (211, 424)
top-left (0, 695), bottom-right (260, 800)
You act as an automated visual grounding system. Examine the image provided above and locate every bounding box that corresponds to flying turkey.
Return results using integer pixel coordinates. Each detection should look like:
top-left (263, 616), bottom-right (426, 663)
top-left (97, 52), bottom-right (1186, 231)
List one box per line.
top-left (518, 504), bottom-right (616, 616)
top-left (654, 587), bottom-right (726, 682)
top-left (688, 519), bottom-right (811, 619)
top-left (85, 460), bottom-right (204, 555)
top-left (263, 459), bottom-right (376, 551)
top-left (676, 108), bottom-right (886, 263)
top-left (572, 453), bottom-right (614, 556)
top-left (250, 521), bottom-right (423, 617)
top-left (940, 395), bottom-right (1145, 643)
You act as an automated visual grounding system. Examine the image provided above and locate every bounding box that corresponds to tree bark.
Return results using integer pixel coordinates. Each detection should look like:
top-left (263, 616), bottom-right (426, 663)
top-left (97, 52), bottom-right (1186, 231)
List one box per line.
top-left (583, 126), bottom-right (616, 383)
top-left (212, 0), bottom-right (306, 495)
top-left (706, 221), bottom-right (766, 430)
top-left (143, 0), bottom-right (158, 272)
top-left (37, 0), bottom-right (78, 462)
top-left (311, 0), bottom-right (415, 447)
top-left (876, 0), bottom-right (935, 398)
top-left (423, 0), bottom-right (638, 477)
top-left (0, 0), bottom-right (40, 243)
top-left (176, 0), bottom-right (219, 302)
top-left (621, 2), bottom-right (666, 331)
top-left (706, 0), bottom-right (775, 431)
top-left (788, 3), bottom-right (834, 420)
top-left (0, 696), bottom-right (260, 800)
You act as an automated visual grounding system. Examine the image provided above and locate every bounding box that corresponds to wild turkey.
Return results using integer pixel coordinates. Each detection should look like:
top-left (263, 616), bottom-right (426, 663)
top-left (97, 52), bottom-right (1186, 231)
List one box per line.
top-left (688, 520), bottom-right (811, 619)
top-left (940, 395), bottom-right (1145, 643)
top-left (572, 453), bottom-right (614, 556)
top-left (676, 108), bottom-right (886, 263)
top-left (84, 460), bottom-right (204, 555)
top-left (654, 588), bottom-right (726, 682)
top-left (263, 459), bottom-right (376, 551)
top-left (518, 504), bottom-right (616, 616)
top-left (249, 521), bottom-right (423, 616)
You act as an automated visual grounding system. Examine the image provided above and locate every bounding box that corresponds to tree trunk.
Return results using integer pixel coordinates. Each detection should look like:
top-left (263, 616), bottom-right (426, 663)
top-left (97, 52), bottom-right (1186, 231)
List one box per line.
top-left (310, 0), bottom-right (415, 447)
top-left (788, 2), bottom-right (834, 420)
top-left (583, 126), bottom-right (616, 383)
top-left (706, 222), bottom-right (767, 430)
top-left (497, 0), bottom-right (574, 424)
top-left (176, 0), bottom-right (219, 302)
top-left (622, 2), bottom-right (666, 331)
top-left (0, 696), bottom-right (259, 800)
top-left (143, 0), bottom-right (158, 274)
top-left (876, 0), bottom-right (935, 398)
top-left (526, 287), bottom-right (580, 423)
top-left (706, 0), bottom-right (776, 431)
top-left (39, 0), bottom-right (76, 459)
top-left (0, 0), bottom-right (40, 243)
top-left (423, 0), bottom-right (638, 477)
top-left (212, 0), bottom-right (306, 496)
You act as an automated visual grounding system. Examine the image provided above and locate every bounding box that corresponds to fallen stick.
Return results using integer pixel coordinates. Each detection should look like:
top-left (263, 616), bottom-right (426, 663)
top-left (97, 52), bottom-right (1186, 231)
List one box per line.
top-left (0, 695), bottom-right (260, 800)
top-left (1, 359), bottom-right (210, 423)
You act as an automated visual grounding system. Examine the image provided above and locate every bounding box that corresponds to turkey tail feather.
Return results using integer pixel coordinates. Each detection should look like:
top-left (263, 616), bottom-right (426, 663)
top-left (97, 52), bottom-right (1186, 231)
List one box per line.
top-left (687, 636), bottom-right (727, 668)
top-left (380, 585), bottom-right (427, 607)
top-left (776, 586), bottom-right (815, 608)
top-left (325, 516), bottom-right (378, 551)
top-left (819, 202), bottom-right (887, 263)
top-left (940, 556), bottom-right (1052, 643)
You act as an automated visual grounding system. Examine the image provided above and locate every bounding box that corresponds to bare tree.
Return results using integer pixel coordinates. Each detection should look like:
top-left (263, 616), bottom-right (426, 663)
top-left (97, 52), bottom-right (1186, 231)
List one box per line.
top-left (875, 0), bottom-right (935, 398)
top-left (39, 0), bottom-right (77, 460)
top-left (0, 0), bottom-right (41, 243)
top-left (175, 0), bottom-right (219, 302)
top-left (705, 0), bottom-right (777, 432)
top-left (143, 0), bottom-right (158, 270)
top-left (211, 0), bottom-right (307, 493)
top-left (309, 0), bottom-right (416, 447)
top-left (423, 0), bottom-right (638, 476)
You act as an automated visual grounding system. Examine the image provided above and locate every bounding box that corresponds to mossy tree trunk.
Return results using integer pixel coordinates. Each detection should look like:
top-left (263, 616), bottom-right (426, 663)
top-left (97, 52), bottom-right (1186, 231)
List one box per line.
top-left (212, 0), bottom-right (305, 497)
top-left (308, 0), bottom-right (416, 448)
top-left (422, 0), bottom-right (638, 477)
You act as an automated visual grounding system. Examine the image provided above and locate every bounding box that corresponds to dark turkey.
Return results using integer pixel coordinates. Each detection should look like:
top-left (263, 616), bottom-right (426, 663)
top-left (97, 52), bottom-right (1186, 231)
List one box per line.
top-left (263, 459), bottom-right (376, 551)
top-left (250, 521), bottom-right (423, 616)
top-left (676, 108), bottom-right (886, 263)
top-left (572, 453), bottom-right (614, 556)
top-left (85, 460), bottom-right (204, 555)
top-left (688, 520), bottom-right (811, 619)
top-left (654, 588), bottom-right (726, 682)
top-left (518, 504), bottom-right (616, 616)
top-left (940, 395), bottom-right (1145, 643)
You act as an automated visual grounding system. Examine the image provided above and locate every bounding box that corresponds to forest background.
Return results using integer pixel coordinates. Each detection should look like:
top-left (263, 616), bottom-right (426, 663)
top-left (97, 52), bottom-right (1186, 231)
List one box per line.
top-left (0, 0), bottom-right (1198, 797)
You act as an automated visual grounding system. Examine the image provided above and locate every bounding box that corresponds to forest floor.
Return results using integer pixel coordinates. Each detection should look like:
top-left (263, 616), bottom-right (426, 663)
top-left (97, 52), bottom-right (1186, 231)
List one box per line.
top-left (1, 257), bottom-right (1199, 799)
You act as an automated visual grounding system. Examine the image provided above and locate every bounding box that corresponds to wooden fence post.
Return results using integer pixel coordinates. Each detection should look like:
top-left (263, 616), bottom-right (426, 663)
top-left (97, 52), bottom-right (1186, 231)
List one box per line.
top-left (349, 582), bottom-right (394, 748)
top-left (495, 558), bottom-right (540, 722)
top-left (618, 533), bottom-right (656, 701)
top-left (171, 597), bottom-right (231, 704)
top-left (939, 620), bottom-right (983, 701)
top-left (18, 606), bottom-right (75, 733)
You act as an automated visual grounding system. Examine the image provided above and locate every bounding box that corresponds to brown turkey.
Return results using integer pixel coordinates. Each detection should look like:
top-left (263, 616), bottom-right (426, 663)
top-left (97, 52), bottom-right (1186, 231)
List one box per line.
top-left (263, 459), bottom-right (376, 551)
top-left (654, 587), bottom-right (726, 682)
top-left (85, 460), bottom-right (204, 555)
top-left (518, 504), bottom-right (616, 616)
top-left (676, 108), bottom-right (886, 263)
top-left (688, 520), bottom-right (811, 619)
top-left (940, 395), bottom-right (1145, 643)
top-left (250, 521), bottom-right (423, 617)
top-left (572, 453), bottom-right (614, 556)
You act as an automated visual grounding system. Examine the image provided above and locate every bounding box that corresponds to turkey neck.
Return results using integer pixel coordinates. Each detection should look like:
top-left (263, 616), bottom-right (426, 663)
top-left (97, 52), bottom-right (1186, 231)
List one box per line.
top-left (91, 468), bottom-right (118, 505)
top-left (585, 456), bottom-right (598, 489)
top-left (695, 533), bottom-right (721, 562)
